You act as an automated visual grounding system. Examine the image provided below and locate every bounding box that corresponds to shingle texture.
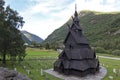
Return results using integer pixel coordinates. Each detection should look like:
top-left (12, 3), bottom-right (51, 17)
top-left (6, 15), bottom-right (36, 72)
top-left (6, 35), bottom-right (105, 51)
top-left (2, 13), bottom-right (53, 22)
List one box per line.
top-left (54, 9), bottom-right (99, 77)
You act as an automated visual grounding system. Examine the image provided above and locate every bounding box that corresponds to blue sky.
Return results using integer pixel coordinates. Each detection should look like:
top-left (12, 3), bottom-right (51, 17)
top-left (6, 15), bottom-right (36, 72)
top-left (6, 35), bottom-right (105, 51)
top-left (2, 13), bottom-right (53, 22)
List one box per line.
top-left (5, 0), bottom-right (120, 39)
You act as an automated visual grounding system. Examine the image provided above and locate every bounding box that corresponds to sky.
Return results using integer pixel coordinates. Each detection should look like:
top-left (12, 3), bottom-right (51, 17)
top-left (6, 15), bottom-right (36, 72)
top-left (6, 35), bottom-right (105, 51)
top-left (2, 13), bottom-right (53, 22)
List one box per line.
top-left (5, 0), bottom-right (120, 39)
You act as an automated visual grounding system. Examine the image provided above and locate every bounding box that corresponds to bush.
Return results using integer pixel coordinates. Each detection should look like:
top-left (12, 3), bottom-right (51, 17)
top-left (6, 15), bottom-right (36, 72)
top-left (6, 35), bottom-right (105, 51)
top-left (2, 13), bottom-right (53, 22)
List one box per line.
top-left (95, 47), bottom-right (107, 53)
top-left (111, 49), bottom-right (120, 56)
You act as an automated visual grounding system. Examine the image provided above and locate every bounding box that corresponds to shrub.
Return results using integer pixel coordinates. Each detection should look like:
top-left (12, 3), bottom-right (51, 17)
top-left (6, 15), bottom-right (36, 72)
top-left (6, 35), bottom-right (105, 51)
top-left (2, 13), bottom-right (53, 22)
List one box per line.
top-left (95, 47), bottom-right (107, 53)
top-left (111, 50), bottom-right (120, 56)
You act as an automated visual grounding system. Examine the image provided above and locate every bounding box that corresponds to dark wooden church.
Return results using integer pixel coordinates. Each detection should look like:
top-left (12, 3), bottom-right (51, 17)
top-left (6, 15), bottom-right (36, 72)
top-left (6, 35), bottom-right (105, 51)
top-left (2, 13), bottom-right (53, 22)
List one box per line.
top-left (54, 6), bottom-right (99, 77)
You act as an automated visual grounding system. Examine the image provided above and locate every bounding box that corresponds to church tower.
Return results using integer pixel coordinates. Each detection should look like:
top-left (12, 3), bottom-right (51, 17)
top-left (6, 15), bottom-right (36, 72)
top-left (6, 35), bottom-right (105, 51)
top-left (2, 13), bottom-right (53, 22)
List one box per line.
top-left (54, 5), bottom-right (99, 77)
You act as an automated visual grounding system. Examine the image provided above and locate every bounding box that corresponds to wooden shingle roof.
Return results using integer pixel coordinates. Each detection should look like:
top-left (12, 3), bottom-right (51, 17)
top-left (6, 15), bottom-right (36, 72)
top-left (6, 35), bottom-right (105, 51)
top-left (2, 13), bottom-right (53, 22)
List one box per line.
top-left (62, 59), bottom-right (98, 71)
top-left (64, 48), bottom-right (94, 60)
top-left (70, 30), bottom-right (88, 44)
top-left (64, 29), bottom-right (89, 44)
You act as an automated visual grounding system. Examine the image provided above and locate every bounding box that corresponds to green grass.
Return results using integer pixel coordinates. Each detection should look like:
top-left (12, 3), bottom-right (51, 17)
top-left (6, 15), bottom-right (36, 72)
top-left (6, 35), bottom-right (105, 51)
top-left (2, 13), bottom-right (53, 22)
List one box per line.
top-left (26, 48), bottom-right (58, 58)
top-left (0, 48), bottom-right (120, 80)
top-left (99, 58), bottom-right (120, 80)
top-left (97, 53), bottom-right (120, 80)
top-left (0, 48), bottom-right (61, 80)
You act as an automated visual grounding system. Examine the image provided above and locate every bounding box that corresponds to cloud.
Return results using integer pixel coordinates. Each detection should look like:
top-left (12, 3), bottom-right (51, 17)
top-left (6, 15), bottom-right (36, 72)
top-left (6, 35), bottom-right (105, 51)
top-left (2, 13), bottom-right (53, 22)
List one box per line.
top-left (6, 0), bottom-right (120, 39)
top-left (20, 0), bottom-right (75, 39)
top-left (75, 0), bottom-right (120, 12)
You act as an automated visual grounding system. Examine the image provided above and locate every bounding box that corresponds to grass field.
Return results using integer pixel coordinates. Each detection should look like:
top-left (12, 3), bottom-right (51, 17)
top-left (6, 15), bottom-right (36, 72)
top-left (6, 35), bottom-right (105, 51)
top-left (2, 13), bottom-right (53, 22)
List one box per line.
top-left (99, 58), bottom-right (120, 80)
top-left (0, 48), bottom-right (120, 80)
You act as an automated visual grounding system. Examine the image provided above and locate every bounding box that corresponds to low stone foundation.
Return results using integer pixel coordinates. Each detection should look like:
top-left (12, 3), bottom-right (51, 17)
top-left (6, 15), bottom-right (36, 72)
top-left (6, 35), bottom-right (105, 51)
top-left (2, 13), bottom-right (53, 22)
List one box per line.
top-left (44, 66), bottom-right (107, 80)
top-left (0, 67), bottom-right (30, 80)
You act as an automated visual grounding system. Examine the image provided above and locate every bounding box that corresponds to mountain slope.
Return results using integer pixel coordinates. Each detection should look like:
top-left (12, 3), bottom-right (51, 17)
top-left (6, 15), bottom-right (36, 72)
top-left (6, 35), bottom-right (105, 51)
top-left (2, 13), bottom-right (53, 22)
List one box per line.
top-left (44, 10), bottom-right (120, 50)
top-left (21, 33), bottom-right (31, 44)
top-left (21, 30), bottom-right (43, 44)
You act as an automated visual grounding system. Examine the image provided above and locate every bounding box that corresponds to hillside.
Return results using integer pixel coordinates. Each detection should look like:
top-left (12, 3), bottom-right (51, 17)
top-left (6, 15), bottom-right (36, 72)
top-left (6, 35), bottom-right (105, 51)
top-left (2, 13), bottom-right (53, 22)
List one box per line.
top-left (21, 30), bottom-right (43, 44)
top-left (21, 33), bottom-right (31, 44)
top-left (44, 10), bottom-right (120, 50)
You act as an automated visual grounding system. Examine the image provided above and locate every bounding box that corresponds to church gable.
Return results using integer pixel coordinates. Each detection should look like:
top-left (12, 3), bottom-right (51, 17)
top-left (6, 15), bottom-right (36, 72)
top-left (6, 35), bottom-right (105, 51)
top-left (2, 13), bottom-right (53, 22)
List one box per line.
top-left (64, 32), bottom-right (76, 46)
top-left (70, 30), bottom-right (89, 44)
top-left (64, 29), bottom-right (89, 45)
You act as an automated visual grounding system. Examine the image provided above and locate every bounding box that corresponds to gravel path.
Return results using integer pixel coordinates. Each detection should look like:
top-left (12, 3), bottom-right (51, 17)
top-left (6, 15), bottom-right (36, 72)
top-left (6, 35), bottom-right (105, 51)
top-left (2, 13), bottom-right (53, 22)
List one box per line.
top-left (98, 56), bottom-right (120, 60)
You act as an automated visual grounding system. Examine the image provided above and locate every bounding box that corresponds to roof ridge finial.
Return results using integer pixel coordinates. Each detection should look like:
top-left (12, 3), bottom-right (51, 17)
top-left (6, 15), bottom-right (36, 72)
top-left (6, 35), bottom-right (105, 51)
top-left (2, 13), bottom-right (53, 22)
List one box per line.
top-left (75, 3), bottom-right (77, 11)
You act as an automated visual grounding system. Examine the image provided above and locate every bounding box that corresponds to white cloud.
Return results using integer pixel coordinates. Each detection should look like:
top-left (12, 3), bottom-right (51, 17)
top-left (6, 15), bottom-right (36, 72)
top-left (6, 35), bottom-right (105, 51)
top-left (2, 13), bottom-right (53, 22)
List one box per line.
top-left (75, 0), bottom-right (120, 12)
top-left (21, 0), bottom-right (75, 39)
top-left (18, 0), bottom-right (120, 39)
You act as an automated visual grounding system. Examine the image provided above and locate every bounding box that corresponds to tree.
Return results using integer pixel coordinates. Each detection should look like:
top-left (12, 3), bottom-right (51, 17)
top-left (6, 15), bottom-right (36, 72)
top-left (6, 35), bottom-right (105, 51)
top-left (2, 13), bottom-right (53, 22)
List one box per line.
top-left (30, 41), bottom-right (38, 47)
top-left (45, 43), bottom-right (50, 49)
top-left (0, 0), bottom-right (25, 64)
top-left (0, 0), bottom-right (4, 41)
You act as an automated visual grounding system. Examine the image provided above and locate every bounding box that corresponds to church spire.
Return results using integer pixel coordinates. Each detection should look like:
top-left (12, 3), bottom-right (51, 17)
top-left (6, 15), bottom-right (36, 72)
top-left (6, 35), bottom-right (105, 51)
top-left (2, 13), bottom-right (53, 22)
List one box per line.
top-left (74, 4), bottom-right (78, 17)
top-left (73, 4), bottom-right (79, 23)
top-left (75, 3), bottom-right (77, 11)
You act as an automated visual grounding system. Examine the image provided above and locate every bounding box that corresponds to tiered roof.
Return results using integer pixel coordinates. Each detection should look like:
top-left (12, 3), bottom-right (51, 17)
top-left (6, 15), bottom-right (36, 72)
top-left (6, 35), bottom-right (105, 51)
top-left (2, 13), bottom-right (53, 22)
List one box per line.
top-left (54, 5), bottom-right (99, 77)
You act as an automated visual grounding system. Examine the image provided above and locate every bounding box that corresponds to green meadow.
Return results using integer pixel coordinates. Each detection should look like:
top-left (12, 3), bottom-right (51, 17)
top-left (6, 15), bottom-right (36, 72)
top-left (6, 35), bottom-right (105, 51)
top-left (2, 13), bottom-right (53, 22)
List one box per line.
top-left (0, 48), bottom-right (120, 80)
top-left (99, 58), bottom-right (120, 80)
